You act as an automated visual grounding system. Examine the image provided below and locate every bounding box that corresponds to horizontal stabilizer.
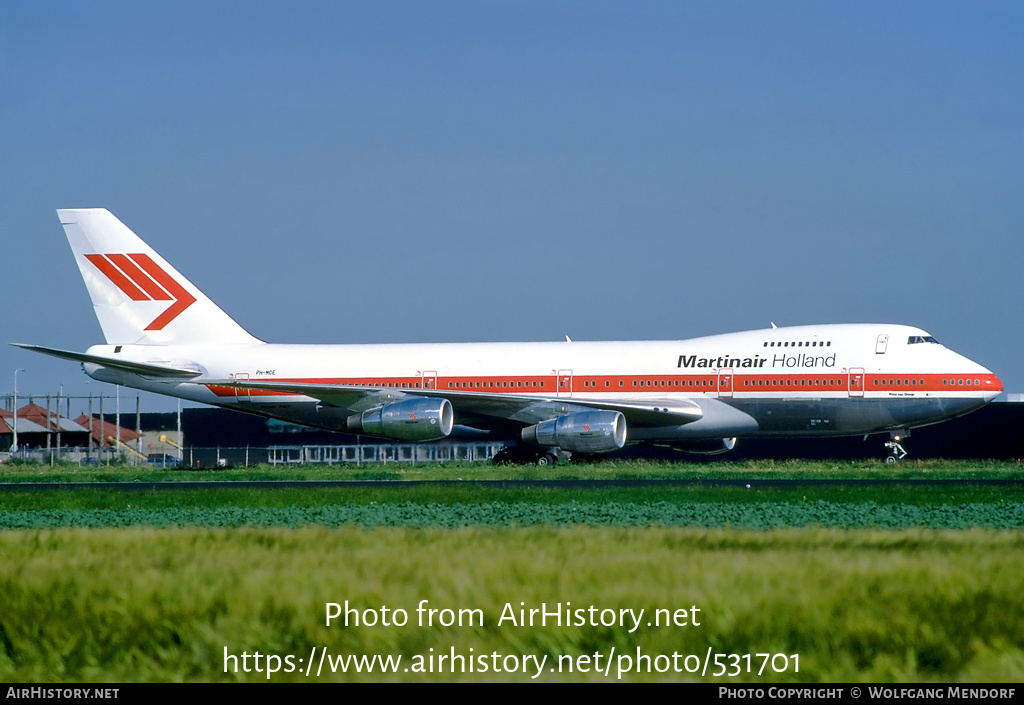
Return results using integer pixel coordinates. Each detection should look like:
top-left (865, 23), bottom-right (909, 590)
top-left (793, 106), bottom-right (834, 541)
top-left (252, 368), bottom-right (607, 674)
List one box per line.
top-left (11, 343), bottom-right (202, 379)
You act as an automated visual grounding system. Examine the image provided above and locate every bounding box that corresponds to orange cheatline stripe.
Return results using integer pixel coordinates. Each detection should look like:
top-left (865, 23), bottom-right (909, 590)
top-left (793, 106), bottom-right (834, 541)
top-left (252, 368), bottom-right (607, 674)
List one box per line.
top-left (204, 372), bottom-right (1001, 398)
top-left (206, 385), bottom-right (292, 397)
top-left (107, 253), bottom-right (171, 301)
top-left (85, 254), bottom-right (149, 301)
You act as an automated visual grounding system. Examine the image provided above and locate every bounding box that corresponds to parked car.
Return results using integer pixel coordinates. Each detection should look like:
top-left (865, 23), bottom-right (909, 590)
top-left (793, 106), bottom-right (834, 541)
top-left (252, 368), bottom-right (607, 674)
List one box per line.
top-left (145, 453), bottom-right (181, 467)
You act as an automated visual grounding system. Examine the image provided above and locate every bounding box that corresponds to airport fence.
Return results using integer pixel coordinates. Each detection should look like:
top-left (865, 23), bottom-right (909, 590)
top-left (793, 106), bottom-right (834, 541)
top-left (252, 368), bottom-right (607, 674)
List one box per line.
top-left (0, 441), bottom-right (505, 468)
top-left (264, 442), bottom-right (504, 467)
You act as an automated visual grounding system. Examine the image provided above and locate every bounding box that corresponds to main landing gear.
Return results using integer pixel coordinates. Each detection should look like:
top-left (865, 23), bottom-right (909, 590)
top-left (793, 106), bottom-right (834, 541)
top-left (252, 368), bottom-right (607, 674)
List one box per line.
top-left (492, 444), bottom-right (566, 466)
top-left (535, 452), bottom-right (558, 467)
top-left (884, 430), bottom-right (909, 464)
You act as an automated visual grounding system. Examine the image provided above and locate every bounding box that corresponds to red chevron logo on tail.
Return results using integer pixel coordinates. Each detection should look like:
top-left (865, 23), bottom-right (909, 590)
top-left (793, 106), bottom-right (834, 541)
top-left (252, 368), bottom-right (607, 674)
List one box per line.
top-left (84, 253), bottom-right (197, 330)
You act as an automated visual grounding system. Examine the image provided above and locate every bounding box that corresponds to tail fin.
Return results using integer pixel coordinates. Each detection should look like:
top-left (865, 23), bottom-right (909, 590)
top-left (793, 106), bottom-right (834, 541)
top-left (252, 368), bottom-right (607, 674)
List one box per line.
top-left (58, 209), bottom-right (262, 346)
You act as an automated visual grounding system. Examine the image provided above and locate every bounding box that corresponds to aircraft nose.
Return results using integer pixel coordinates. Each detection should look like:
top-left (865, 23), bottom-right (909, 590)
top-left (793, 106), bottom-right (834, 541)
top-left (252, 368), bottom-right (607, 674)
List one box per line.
top-left (983, 371), bottom-right (1003, 399)
top-left (983, 370), bottom-right (999, 393)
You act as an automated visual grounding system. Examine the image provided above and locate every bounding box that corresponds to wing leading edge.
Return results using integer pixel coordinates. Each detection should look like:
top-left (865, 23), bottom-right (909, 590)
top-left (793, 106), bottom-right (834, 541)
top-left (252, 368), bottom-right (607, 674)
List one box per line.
top-left (206, 379), bottom-right (704, 430)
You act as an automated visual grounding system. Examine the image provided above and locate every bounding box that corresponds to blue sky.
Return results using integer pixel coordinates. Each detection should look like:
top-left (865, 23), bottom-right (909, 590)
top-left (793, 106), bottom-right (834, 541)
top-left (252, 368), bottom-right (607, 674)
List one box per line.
top-left (2, 1), bottom-right (1022, 414)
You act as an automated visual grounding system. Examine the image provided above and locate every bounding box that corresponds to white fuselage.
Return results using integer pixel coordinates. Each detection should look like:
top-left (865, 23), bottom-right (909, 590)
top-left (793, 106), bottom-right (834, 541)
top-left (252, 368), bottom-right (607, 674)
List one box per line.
top-left (82, 323), bottom-right (1002, 442)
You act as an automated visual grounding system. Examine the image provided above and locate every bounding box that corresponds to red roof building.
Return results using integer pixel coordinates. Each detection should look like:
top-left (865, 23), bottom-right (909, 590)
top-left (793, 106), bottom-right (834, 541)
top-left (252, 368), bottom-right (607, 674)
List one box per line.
top-left (74, 414), bottom-right (142, 447)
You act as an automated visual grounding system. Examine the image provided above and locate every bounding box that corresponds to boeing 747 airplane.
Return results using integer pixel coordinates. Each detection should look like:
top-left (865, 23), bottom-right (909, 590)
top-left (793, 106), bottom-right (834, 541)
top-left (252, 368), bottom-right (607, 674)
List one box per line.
top-left (14, 209), bottom-right (1002, 464)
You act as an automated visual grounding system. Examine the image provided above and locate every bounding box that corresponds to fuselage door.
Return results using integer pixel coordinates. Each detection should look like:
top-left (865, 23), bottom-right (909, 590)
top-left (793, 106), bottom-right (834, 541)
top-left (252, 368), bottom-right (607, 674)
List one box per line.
top-left (717, 368), bottom-right (733, 398)
top-left (848, 367), bottom-right (865, 398)
top-left (556, 369), bottom-right (573, 398)
top-left (420, 371), bottom-right (438, 390)
top-left (875, 334), bottom-right (889, 354)
top-left (233, 372), bottom-right (251, 403)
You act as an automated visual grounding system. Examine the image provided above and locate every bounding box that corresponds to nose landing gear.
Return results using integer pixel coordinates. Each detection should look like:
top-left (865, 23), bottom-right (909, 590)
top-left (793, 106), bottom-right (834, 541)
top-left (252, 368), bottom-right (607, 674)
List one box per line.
top-left (884, 431), bottom-right (909, 463)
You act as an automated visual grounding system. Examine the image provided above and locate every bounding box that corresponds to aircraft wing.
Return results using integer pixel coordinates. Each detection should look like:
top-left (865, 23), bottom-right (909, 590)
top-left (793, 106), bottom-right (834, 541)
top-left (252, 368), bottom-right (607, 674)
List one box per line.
top-left (410, 387), bottom-right (703, 428)
top-left (204, 380), bottom-right (394, 413)
top-left (11, 344), bottom-right (203, 379)
top-left (206, 379), bottom-right (704, 429)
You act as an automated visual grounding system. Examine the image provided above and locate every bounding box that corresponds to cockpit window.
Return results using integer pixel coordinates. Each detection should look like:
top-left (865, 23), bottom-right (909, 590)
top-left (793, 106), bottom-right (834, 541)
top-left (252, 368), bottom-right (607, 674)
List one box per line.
top-left (907, 336), bottom-right (939, 344)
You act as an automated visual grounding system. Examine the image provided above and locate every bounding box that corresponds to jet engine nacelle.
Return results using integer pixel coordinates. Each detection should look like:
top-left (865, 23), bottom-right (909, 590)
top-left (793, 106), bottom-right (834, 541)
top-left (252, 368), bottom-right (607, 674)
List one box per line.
top-left (521, 410), bottom-right (627, 454)
top-left (347, 398), bottom-right (454, 441)
top-left (664, 437), bottom-right (737, 456)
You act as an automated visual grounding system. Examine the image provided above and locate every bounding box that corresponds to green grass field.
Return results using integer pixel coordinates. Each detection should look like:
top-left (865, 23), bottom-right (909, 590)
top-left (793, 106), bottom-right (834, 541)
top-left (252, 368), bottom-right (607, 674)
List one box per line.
top-left (0, 460), bottom-right (1021, 682)
top-left (1, 527), bottom-right (1021, 682)
top-left (2, 457), bottom-right (1022, 483)
top-left (0, 481), bottom-right (1022, 530)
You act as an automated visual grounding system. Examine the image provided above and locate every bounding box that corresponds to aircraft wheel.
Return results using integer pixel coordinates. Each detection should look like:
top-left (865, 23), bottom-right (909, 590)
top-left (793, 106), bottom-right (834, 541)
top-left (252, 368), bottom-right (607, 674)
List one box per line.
top-left (885, 454), bottom-right (899, 464)
top-left (536, 453), bottom-right (557, 467)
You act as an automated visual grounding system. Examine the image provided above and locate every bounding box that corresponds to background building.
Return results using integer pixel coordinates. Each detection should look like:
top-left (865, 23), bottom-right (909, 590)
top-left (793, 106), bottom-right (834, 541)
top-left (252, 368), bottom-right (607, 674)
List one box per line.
top-left (4, 393), bottom-right (1022, 466)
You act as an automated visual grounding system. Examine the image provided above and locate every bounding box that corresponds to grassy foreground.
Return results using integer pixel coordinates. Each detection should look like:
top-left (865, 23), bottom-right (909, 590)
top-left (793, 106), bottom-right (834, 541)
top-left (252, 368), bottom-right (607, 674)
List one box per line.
top-left (1, 458), bottom-right (1022, 483)
top-left (0, 475), bottom-right (1021, 529)
top-left (0, 527), bottom-right (1022, 682)
top-left (1, 460), bottom-right (1021, 682)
